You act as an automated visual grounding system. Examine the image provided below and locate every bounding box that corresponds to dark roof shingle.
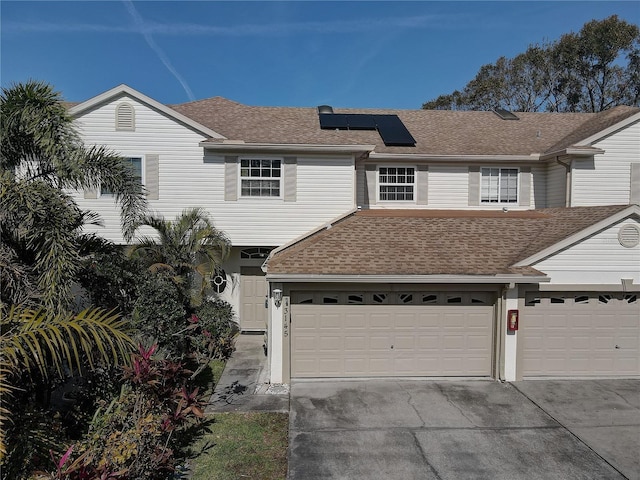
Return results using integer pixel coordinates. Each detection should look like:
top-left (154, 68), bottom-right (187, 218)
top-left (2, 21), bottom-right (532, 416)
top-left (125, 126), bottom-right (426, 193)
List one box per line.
top-left (266, 205), bottom-right (632, 277)
top-left (170, 98), bottom-right (639, 156)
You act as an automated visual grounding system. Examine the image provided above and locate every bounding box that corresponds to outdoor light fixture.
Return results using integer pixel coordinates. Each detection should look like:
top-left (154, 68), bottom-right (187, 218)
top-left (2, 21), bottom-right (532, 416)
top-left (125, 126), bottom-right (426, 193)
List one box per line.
top-left (273, 289), bottom-right (283, 307)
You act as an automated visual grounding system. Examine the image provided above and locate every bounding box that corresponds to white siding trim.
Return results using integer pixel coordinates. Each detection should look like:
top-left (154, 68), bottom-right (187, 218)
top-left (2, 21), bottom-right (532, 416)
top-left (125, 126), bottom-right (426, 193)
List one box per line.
top-left (575, 114), bottom-right (640, 146)
top-left (515, 205), bottom-right (640, 266)
top-left (70, 84), bottom-right (224, 139)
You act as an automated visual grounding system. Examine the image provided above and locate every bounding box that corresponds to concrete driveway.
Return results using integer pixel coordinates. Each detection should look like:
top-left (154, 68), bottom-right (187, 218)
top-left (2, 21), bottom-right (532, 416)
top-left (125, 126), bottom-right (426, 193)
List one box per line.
top-left (289, 379), bottom-right (639, 480)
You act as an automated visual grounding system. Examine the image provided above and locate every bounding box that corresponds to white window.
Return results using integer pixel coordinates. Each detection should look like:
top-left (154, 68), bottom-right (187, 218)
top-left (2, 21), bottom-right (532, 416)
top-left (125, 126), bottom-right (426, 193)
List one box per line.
top-left (101, 157), bottom-right (143, 196)
top-left (240, 158), bottom-right (281, 197)
top-left (481, 168), bottom-right (518, 203)
top-left (378, 166), bottom-right (415, 201)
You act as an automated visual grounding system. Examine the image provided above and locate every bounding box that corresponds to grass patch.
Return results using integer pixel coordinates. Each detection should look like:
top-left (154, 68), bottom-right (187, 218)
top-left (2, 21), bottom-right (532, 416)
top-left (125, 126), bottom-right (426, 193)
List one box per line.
top-left (190, 412), bottom-right (289, 480)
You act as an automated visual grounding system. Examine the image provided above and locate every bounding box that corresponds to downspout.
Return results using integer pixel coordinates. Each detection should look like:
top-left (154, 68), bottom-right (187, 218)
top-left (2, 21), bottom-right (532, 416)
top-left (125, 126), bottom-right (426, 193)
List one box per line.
top-left (556, 156), bottom-right (572, 207)
top-left (497, 287), bottom-right (506, 381)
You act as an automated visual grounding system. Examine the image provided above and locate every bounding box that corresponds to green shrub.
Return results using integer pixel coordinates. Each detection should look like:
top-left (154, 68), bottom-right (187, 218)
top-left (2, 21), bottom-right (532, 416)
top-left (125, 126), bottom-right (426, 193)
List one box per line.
top-left (190, 299), bottom-right (238, 367)
top-left (132, 275), bottom-right (188, 356)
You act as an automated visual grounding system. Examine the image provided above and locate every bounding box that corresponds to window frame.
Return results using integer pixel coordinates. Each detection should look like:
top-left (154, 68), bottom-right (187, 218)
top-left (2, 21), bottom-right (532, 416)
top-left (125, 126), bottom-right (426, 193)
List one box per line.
top-left (377, 165), bottom-right (416, 203)
top-left (238, 157), bottom-right (283, 199)
top-left (480, 167), bottom-right (519, 204)
top-left (100, 156), bottom-right (144, 197)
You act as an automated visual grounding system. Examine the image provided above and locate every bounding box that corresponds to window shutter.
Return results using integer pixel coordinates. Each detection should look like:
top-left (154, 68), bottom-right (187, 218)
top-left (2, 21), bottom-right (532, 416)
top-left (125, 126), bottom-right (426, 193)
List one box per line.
top-left (365, 164), bottom-right (377, 205)
top-left (115, 103), bottom-right (135, 131)
top-left (283, 157), bottom-right (297, 202)
top-left (468, 166), bottom-right (480, 206)
top-left (224, 156), bottom-right (238, 201)
top-left (518, 167), bottom-right (531, 206)
top-left (145, 154), bottom-right (159, 200)
top-left (631, 163), bottom-right (640, 205)
top-left (84, 188), bottom-right (98, 199)
top-left (416, 165), bottom-right (428, 205)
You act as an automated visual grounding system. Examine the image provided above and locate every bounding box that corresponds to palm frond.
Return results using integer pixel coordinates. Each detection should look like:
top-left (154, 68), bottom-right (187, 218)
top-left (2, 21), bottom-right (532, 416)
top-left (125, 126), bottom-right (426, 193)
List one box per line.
top-left (2, 306), bottom-right (135, 379)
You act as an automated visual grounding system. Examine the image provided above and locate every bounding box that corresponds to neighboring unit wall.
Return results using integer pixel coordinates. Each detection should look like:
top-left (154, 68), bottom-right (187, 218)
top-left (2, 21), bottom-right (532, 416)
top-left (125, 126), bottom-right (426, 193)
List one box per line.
top-left (532, 219), bottom-right (640, 285)
top-left (72, 95), bottom-right (356, 246)
top-left (357, 162), bottom-right (544, 210)
top-left (571, 121), bottom-right (640, 206)
top-left (546, 160), bottom-right (568, 207)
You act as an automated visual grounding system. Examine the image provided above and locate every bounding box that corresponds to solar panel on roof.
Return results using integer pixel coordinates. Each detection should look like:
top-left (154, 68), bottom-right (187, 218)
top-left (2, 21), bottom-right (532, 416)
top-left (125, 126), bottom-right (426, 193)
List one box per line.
top-left (318, 112), bottom-right (415, 147)
top-left (374, 115), bottom-right (416, 146)
top-left (319, 113), bottom-right (349, 129)
top-left (345, 114), bottom-right (376, 130)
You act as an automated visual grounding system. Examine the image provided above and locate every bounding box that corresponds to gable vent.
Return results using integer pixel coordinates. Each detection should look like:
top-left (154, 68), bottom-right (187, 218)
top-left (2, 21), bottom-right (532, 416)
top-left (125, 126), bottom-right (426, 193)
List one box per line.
top-left (116, 102), bottom-right (135, 131)
top-left (618, 224), bottom-right (640, 248)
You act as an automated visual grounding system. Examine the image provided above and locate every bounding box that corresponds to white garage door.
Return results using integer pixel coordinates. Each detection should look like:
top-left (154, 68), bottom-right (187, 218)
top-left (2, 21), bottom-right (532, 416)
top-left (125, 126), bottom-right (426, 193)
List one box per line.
top-left (522, 292), bottom-right (640, 377)
top-left (291, 291), bottom-right (495, 378)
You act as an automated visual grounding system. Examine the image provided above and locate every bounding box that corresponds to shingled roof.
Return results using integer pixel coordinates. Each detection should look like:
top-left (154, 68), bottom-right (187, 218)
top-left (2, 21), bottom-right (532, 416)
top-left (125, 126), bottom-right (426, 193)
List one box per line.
top-left (265, 205), bottom-right (632, 278)
top-left (170, 97), bottom-right (639, 156)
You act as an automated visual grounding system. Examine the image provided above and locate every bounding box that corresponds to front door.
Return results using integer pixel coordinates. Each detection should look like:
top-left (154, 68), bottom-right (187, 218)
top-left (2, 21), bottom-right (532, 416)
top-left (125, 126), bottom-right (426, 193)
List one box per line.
top-left (240, 266), bottom-right (267, 331)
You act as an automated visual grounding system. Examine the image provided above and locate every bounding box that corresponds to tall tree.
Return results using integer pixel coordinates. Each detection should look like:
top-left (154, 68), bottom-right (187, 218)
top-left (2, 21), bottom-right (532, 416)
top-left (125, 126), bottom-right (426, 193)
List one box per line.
top-left (0, 81), bottom-right (147, 311)
top-left (423, 15), bottom-right (640, 112)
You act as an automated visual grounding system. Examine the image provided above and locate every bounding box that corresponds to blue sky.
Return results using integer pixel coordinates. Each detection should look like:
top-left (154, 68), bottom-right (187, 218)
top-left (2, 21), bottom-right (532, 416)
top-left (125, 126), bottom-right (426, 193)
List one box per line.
top-left (2, 1), bottom-right (639, 109)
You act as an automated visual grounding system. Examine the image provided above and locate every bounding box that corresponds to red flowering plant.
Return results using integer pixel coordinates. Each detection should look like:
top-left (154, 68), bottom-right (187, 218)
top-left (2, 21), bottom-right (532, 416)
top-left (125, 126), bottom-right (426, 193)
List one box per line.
top-left (184, 300), bottom-right (238, 379)
top-left (37, 344), bottom-right (210, 480)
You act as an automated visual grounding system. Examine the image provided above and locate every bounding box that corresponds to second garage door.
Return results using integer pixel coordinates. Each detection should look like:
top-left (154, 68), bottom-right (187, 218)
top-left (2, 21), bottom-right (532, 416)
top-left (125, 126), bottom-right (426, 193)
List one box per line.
top-left (291, 291), bottom-right (496, 378)
top-left (521, 292), bottom-right (640, 377)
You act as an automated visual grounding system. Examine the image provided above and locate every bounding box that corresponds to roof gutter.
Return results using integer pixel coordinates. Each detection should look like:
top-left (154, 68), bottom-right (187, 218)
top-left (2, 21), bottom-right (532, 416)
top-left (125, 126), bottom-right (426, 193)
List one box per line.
top-left (540, 146), bottom-right (605, 160)
top-left (264, 273), bottom-right (550, 284)
top-left (367, 153), bottom-right (541, 162)
top-left (199, 142), bottom-right (376, 155)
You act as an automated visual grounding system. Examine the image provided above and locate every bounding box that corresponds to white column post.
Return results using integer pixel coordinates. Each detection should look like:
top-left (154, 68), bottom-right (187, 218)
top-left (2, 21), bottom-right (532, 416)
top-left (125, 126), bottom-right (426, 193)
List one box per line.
top-left (268, 283), bottom-right (284, 384)
top-left (503, 284), bottom-right (519, 381)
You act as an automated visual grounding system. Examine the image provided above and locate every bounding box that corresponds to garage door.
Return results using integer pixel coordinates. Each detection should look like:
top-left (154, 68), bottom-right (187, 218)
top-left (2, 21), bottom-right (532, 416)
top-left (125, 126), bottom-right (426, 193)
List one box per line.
top-left (291, 291), bottom-right (495, 378)
top-left (522, 292), bottom-right (640, 377)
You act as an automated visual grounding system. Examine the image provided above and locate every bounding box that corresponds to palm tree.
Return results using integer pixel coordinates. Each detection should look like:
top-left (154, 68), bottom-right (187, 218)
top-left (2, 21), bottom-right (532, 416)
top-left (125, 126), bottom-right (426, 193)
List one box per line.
top-left (0, 80), bottom-right (147, 312)
top-left (0, 81), bottom-right (143, 472)
top-left (0, 307), bottom-right (134, 464)
top-left (130, 207), bottom-right (231, 306)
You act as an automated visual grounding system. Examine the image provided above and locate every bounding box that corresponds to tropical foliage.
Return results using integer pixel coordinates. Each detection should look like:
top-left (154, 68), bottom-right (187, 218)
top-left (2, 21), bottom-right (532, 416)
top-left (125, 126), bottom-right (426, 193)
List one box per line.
top-left (0, 308), bottom-right (134, 476)
top-left (0, 80), bottom-right (147, 311)
top-left (31, 345), bottom-right (211, 480)
top-left (423, 15), bottom-right (640, 112)
top-left (129, 207), bottom-right (231, 307)
top-left (1, 80), bottom-right (237, 480)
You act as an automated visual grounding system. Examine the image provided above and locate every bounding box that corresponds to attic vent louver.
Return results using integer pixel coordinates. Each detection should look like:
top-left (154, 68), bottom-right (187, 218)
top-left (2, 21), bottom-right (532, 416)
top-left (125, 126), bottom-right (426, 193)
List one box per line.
top-left (317, 105), bottom-right (334, 114)
top-left (116, 102), bottom-right (135, 131)
top-left (493, 108), bottom-right (519, 120)
top-left (618, 224), bottom-right (640, 248)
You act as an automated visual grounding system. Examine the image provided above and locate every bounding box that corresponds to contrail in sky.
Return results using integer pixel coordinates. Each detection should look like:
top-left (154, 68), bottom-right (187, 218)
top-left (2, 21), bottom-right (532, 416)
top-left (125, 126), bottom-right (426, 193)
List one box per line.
top-left (122, 0), bottom-right (195, 101)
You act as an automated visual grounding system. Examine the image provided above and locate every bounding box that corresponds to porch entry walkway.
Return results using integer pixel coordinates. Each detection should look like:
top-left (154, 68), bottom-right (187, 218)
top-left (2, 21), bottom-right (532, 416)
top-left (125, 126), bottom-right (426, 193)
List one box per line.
top-left (206, 333), bottom-right (289, 413)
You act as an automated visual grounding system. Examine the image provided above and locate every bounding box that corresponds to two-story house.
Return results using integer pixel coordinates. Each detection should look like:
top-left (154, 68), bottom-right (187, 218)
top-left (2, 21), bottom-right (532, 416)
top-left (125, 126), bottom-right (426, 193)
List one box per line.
top-left (69, 85), bottom-right (640, 384)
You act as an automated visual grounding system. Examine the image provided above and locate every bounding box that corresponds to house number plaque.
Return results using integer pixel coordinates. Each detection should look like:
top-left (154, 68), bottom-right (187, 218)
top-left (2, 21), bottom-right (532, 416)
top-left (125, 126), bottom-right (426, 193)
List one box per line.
top-left (283, 297), bottom-right (290, 338)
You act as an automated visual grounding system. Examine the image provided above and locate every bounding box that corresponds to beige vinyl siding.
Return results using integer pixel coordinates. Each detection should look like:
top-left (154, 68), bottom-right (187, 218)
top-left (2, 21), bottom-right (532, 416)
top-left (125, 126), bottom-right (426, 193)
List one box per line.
top-left (72, 95), bottom-right (356, 245)
top-left (572, 121), bottom-right (640, 206)
top-left (532, 219), bottom-right (640, 285)
top-left (428, 165), bottom-right (469, 208)
top-left (546, 161), bottom-right (568, 207)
